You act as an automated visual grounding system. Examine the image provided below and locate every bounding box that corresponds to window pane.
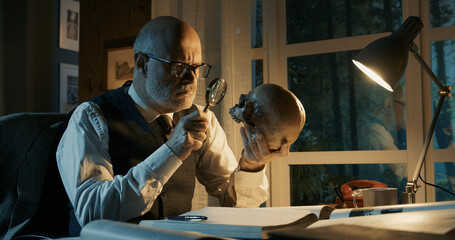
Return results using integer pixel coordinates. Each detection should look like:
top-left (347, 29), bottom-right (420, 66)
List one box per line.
top-left (290, 164), bottom-right (407, 206)
top-left (431, 39), bottom-right (455, 149)
top-left (251, 0), bottom-right (263, 48)
top-left (430, 0), bottom-right (455, 28)
top-left (288, 52), bottom-right (406, 151)
top-left (286, 0), bottom-right (402, 44)
top-left (252, 59), bottom-right (263, 89)
top-left (434, 162), bottom-right (455, 201)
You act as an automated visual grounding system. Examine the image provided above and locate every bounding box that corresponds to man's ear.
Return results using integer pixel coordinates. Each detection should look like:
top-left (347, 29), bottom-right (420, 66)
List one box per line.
top-left (134, 52), bottom-right (147, 76)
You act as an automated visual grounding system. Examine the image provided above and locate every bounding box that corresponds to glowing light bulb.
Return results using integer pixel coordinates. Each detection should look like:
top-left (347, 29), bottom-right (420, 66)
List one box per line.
top-left (352, 60), bottom-right (393, 92)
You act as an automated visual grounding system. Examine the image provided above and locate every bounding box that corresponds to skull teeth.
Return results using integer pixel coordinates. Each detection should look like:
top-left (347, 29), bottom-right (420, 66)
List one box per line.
top-left (228, 107), bottom-right (242, 123)
top-left (231, 115), bottom-right (241, 123)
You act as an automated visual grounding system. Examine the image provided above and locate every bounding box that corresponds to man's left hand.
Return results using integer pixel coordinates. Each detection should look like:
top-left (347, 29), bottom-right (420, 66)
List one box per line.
top-left (239, 126), bottom-right (289, 172)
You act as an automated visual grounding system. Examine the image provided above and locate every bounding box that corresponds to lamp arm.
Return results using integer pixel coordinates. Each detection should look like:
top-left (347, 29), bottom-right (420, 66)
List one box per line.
top-left (404, 44), bottom-right (453, 203)
top-left (409, 44), bottom-right (447, 93)
top-left (409, 93), bottom-right (447, 186)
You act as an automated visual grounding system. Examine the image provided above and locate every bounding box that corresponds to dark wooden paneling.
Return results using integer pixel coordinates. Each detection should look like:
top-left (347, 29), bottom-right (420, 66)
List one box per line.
top-left (1, 0), bottom-right (56, 114)
top-left (79, 0), bottom-right (151, 102)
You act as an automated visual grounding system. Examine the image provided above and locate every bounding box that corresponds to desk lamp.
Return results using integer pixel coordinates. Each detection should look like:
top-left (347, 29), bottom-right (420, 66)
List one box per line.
top-left (352, 16), bottom-right (452, 203)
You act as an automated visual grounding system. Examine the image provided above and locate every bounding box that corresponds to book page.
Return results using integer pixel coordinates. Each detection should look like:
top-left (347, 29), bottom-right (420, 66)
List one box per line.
top-left (81, 219), bottom-right (227, 240)
top-left (140, 206), bottom-right (328, 239)
top-left (141, 220), bottom-right (264, 239)
top-left (329, 200), bottom-right (455, 219)
top-left (308, 208), bottom-right (455, 235)
top-left (269, 224), bottom-right (455, 240)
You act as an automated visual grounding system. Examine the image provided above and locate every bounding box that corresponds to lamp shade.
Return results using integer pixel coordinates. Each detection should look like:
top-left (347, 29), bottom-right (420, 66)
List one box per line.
top-left (353, 16), bottom-right (423, 92)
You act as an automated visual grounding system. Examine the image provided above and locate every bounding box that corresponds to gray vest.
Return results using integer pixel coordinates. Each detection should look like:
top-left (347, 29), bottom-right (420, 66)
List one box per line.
top-left (90, 81), bottom-right (207, 221)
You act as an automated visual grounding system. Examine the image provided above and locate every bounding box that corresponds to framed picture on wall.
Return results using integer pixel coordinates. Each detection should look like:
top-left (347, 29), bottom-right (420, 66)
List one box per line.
top-left (59, 0), bottom-right (80, 52)
top-left (59, 63), bottom-right (79, 113)
top-left (106, 46), bottom-right (135, 90)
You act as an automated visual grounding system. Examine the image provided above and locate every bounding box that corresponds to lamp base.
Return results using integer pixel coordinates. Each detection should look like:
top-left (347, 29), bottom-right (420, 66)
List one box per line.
top-left (402, 183), bottom-right (417, 204)
top-left (402, 191), bottom-right (415, 204)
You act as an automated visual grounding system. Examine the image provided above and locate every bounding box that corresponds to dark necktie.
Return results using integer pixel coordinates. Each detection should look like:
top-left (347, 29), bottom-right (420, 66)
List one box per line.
top-left (157, 115), bottom-right (174, 139)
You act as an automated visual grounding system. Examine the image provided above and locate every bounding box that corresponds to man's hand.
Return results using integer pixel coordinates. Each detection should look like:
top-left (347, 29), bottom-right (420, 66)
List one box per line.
top-left (166, 110), bottom-right (208, 160)
top-left (239, 126), bottom-right (289, 172)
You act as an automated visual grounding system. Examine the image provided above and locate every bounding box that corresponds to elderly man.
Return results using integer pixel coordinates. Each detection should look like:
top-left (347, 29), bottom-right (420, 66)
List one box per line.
top-left (57, 16), bottom-right (289, 232)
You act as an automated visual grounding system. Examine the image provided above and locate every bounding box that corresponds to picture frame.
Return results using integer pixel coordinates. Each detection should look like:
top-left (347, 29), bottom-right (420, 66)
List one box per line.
top-left (106, 46), bottom-right (135, 90)
top-left (59, 63), bottom-right (79, 113)
top-left (59, 0), bottom-right (80, 52)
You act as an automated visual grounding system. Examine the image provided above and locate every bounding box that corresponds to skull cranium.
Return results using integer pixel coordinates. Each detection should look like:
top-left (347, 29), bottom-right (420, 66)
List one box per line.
top-left (229, 83), bottom-right (306, 151)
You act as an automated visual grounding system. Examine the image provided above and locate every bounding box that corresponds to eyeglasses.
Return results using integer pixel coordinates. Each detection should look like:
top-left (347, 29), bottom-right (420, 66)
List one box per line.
top-left (142, 52), bottom-right (212, 79)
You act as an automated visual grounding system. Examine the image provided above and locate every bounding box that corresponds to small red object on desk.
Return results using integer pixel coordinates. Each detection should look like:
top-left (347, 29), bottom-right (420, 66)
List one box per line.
top-left (336, 180), bottom-right (388, 208)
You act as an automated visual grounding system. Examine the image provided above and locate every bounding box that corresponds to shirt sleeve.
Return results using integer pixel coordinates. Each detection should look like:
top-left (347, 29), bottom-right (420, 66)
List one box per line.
top-left (195, 107), bottom-right (269, 208)
top-left (56, 102), bottom-right (182, 226)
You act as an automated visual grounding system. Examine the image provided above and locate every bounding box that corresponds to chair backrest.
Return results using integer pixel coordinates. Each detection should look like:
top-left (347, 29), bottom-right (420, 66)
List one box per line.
top-left (0, 112), bottom-right (69, 239)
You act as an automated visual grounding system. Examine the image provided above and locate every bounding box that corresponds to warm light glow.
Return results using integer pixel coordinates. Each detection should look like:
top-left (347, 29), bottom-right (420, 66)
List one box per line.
top-left (352, 60), bottom-right (393, 92)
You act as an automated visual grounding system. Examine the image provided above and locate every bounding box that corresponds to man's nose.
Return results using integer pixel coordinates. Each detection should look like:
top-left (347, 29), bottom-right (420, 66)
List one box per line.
top-left (181, 69), bottom-right (197, 82)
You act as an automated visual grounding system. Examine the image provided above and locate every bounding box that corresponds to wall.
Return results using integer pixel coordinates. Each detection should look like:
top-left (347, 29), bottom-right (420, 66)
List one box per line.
top-left (0, 0), bottom-right (78, 115)
top-left (79, 0), bottom-right (151, 102)
top-left (0, 0), bottom-right (6, 115)
top-left (1, 0), bottom-right (28, 115)
top-left (0, 0), bottom-right (148, 115)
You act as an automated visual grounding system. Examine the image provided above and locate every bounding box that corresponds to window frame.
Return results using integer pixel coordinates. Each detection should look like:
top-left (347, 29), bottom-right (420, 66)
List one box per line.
top-left (259, 0), bottom-right (455, 206)
top-left (420, 0), bottom-right (455, 201)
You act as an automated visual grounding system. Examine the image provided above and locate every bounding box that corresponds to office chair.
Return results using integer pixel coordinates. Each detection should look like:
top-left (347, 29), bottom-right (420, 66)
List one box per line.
top-left (0, 112), bottom-right (75, 239)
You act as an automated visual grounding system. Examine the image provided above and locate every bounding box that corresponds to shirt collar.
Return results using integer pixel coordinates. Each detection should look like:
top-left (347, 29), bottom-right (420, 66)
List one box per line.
top-left (128, 84), bottom-right (173, 123)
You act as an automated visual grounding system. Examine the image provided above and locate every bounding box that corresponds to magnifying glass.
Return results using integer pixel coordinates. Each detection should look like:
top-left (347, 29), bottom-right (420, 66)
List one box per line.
top-left (203, 78), bottom-right (227, 112)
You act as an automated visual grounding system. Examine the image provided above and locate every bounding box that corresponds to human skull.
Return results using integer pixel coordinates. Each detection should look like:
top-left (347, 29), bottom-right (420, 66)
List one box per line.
top-left (228, 83), bottom-right (306, 151)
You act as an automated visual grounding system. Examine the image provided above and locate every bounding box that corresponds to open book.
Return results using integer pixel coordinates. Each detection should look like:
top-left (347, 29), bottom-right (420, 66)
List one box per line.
top-left (266, 208), bottom-right (455, 240)
top-left (81, 219), bottom-right (233, 240)
top-left (269, 223), bottom-right (455, 240)
top-left (329, 200), bottom-right (455, 219)
top-left (306, 208), bottom-right (455, 235)
top-left (80, 203), bottom-right (454, 240)
top-left (139, 205), bottom-right (334, 239)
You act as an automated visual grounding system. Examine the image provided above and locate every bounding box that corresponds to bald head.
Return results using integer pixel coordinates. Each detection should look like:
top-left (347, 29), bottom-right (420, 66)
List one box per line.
top-left (132, 16), bottom-right (203, 114)
top-left (134, 16), bottom-right (201, 59)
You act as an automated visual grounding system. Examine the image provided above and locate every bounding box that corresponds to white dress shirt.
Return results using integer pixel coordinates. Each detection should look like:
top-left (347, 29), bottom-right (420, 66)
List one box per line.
top-left (56, 86), bottom-right (268, 226)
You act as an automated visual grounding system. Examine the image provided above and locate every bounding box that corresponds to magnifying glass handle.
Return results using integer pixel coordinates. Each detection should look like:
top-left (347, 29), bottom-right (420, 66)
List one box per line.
top-left (203, 104), bottom-right (209, 112)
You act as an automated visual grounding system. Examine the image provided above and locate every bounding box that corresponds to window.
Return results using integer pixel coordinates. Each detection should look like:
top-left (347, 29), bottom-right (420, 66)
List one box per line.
top-left (251, 0), bottom-right (263, 48)
top-left (431, 40), bottom-right (455, 150)
top-left (430, 0), bottom-right (455, 28)
top-left (286, 0), bottom-right (402, 43)
top-left (290, 164), bottom-right (407, 205)
top-left (252, 59), bottom-right (264, 88)
top-left (429, 0), bottom-right (455, 201)
top-left (249, 0), bottom-right (455, 206)
top-left (288, 53), bottom-right (406, 152)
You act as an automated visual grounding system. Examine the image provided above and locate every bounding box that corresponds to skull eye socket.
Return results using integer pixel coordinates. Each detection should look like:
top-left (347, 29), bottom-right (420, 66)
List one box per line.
top-left (243, 102), bottom-right (255, 128)
top-left (238, 94), bottom-right (247, 108)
